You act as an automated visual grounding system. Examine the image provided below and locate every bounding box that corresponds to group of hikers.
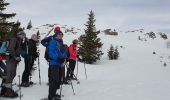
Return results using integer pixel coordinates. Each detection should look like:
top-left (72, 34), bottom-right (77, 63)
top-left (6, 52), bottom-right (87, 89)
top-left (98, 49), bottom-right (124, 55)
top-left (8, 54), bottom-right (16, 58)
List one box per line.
top-left (0, 26), bottom-right (79, 100)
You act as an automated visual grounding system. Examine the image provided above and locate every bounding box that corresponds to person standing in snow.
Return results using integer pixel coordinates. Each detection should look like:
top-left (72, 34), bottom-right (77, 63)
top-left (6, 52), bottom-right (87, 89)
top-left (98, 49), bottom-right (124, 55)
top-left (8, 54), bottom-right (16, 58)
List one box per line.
top-left (20, 33), bottom-right (30, 87)
top-left (28, 34), bottom-right (39, 77)
top-left (48, 31), bottom-right (67, 100)
top-left (20, 33), bottom-right (39, 87)
top-left (66, 39), bottom-right (79, 80)
top-left (1, 31), bottom-right (25, 98)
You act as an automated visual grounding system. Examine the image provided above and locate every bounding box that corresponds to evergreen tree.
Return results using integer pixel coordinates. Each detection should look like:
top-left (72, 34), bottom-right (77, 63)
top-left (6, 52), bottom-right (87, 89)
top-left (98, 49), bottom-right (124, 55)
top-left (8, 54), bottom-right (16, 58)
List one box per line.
top-left (27, 20), bottom-right (32, 29)
top-left (0, 0), bottom-right (16, 40)
top-left (78, 11), bottom-right (103, 64)
top-left (113, 46), bottom-right (119, 59)
top-left (107, 45), bottom-right (119, 60)
top-left (10, 20), bottom-right (23, 38)
top-left (36, 30), bottom-right (40, 40)
top-left (108, 44), bottom-right (114, 60)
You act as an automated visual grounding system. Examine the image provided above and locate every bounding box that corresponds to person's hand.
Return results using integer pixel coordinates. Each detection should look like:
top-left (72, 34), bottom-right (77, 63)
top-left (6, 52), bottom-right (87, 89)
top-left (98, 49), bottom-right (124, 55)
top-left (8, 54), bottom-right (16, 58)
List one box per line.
top-left (15, 57), bottom-right (21, 62)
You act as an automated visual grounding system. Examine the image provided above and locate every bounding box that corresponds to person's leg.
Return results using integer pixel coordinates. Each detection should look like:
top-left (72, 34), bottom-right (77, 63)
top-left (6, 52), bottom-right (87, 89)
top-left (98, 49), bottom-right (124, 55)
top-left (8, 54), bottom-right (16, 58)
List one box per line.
top-left (70, 60), bottom-right (76, 78)
top-left (48, 66), bottom-right (60, 100)
top-left (21, 56), bottom-right (30, 86)
top-left (3, 57), bottom-right (18, 97)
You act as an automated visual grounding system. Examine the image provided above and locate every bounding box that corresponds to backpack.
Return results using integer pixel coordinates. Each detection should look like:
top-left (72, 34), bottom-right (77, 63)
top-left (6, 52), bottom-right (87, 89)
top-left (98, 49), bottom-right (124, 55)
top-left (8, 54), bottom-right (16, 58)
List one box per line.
top-left (0, 41), bottom-right (8, 54)
top-left (41, 36), bottom-right (53, 62)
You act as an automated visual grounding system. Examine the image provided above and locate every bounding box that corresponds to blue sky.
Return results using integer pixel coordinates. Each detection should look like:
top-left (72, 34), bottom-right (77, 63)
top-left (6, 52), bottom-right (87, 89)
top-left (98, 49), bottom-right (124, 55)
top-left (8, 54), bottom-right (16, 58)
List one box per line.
top-left (6, 0), bottom-right (170, 33)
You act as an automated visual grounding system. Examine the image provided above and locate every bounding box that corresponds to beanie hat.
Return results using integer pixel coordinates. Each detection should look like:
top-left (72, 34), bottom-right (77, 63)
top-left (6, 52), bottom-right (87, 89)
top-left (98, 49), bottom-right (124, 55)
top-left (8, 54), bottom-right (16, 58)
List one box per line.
top-left (72, 39), bottom-right (78, 44)
top-left (17, 31), bottom-right (25, 36)
top-left (54, 26), bottom-right (60, 31)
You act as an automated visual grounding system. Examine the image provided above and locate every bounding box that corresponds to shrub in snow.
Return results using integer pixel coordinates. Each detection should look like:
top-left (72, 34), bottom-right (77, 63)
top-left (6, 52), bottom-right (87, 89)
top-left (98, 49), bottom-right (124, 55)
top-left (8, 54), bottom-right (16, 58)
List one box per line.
top-left (159, 32), bottom-right (168, 40)
top-left (146, 32), bottom-right (156, 39)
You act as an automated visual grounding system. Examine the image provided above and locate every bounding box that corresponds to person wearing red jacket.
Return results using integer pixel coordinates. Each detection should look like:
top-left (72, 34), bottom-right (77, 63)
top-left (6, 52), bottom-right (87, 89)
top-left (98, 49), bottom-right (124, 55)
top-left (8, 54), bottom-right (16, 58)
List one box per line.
top-left (66, 39), bottom-right (79, 80)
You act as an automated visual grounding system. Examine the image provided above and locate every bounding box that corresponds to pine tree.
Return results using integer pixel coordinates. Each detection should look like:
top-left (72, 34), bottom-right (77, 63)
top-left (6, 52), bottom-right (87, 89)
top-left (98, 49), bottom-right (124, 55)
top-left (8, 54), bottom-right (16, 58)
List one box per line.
top-left (107, 45), bottom-right (119, 60)
top-left (108, 44), bottom-right (114, 60)
top-left (10, 20), bottom-right (23, 38)
top-left (113, 46), bottom-right (119, 59)
top-left (0, 0), bottom-right (16, 40)
top-left (78, 11), bottom-right (103, 64)
top-left (36, 30), bottom-right (40, 39)
top-left (27, 20), bottom-right (32, 29)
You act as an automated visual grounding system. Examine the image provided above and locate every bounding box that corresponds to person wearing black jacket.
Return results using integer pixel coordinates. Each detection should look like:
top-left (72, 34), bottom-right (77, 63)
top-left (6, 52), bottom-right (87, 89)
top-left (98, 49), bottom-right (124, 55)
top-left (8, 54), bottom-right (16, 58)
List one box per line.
top-left (20, 33), bottom-right (30, 87)
top-left (20, 34), bottom-right (38, 87)
top-left (28, 34), bottom-right (39, 75)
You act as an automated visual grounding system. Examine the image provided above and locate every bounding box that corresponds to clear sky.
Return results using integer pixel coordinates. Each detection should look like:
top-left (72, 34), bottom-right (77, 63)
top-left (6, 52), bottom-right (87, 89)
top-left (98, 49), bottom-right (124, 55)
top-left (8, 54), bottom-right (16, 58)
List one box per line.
top-left (6, 0), bottom-right (170, 33)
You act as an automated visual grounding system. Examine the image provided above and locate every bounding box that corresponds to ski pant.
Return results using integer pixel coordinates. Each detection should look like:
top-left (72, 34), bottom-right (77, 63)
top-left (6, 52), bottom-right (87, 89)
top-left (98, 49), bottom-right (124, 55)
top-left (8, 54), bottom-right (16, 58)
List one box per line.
top-left (3, 57), bottom-right (18, 89)
top-left (59, 67), bottom-right (65, 82)
top-left (22, 56), bottom-right (31, 83)
top-left (30, 56), bottom-right (36, 72)
top-left (48, 66), bottom-right (60, 98)
top-left (66, 59), bottom-right (76, 78)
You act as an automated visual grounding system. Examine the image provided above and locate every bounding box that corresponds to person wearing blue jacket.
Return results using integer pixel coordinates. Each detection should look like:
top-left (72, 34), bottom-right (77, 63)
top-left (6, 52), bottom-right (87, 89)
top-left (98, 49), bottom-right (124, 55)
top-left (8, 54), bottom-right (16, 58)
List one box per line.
top-left (48, 32), bottom-right (67, 100)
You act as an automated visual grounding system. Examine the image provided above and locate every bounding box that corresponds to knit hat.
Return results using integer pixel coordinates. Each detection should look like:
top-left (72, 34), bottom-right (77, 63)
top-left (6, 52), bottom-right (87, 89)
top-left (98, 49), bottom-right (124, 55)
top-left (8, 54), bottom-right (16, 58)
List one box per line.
top-left (17, 31), bottom-right (25, 36)
top-left (72, 39), bottom-right (78, 44)
top-left (54, 26), bottom-right (60, 31)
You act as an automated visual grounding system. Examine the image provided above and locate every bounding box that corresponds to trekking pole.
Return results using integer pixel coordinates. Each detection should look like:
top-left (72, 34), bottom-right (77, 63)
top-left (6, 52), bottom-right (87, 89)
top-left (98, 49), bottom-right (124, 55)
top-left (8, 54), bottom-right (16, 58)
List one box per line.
top-left (44, 28), bottom-right (54, 38)
top-left (38, 53), bottom-right (41, 85)
top-left (18, 75), bottom-right (22, 100)
top-left (76, 59), bottom-right (78, 78)
top-left (60, 82), bottom-right (63, 97)
top-left (70, 80), bottom-right (76, 95)
top-left (83, 59), bottom-right (87, 80)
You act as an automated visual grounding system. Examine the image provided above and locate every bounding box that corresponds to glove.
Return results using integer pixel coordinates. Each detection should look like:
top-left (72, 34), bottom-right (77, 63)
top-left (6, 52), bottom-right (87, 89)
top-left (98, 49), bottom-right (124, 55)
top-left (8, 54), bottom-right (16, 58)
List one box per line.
top-left (15, 57), bottom-right (21, 62)
top-left (76, 54), bottom-right (79, 58)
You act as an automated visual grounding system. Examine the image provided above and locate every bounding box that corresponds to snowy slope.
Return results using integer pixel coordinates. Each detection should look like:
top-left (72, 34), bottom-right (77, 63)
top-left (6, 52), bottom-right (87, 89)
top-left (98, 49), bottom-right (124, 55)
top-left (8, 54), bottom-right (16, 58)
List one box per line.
top-left (0, 24), bottom-right (170, 100)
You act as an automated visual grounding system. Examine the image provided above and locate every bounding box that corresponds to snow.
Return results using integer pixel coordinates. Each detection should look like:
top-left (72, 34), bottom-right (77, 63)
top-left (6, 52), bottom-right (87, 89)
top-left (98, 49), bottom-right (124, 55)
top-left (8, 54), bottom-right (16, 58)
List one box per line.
top-left (1, 25), bottom-right (170, 100)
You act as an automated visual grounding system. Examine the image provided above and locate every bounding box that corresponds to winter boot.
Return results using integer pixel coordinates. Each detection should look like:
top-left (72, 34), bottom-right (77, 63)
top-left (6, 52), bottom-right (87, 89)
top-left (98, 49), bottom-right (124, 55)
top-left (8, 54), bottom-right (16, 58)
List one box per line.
top-left (20, 82), bottom-right (30, 87)
top-left (70, 74), bottom-right (77, 80)
top-left (3, 88), bottom-right (18, 98)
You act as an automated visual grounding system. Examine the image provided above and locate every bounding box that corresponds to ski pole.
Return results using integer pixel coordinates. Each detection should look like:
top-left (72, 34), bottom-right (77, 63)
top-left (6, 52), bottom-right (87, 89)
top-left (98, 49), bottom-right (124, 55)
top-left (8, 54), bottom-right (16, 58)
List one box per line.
top-left (60, 82), bottom-right (63, 97)
top-left (84, 60), bottom-right (87, 80)
top-left (38, 53), bottom-right (41, 85)
top-left (76, 59), bottom-right (78, 78)
top-left (44, 28), bottom-right (54, 38)
top-left (18, 75), bottom-right (22, 100)
top-left (70, 80), bottom-right (75, 95)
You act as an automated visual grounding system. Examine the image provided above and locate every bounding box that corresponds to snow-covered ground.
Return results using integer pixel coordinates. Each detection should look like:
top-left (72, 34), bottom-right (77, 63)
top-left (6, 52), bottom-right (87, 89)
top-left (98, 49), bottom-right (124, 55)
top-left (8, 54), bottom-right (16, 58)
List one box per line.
top-left (1, 24), bottom-right (170, 100)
